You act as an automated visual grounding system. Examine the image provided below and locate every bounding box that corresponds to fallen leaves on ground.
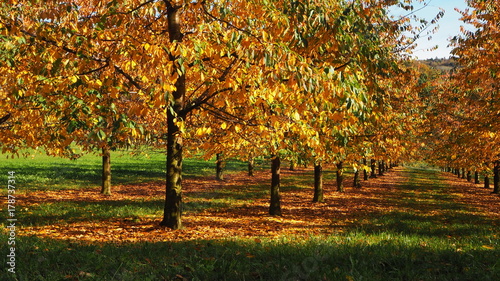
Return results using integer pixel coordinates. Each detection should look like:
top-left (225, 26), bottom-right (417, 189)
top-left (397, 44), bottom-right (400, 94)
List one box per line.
top-left (12, 167), bottom-right (500, 243)
top-left (441, 172), bottom-right (500, 218)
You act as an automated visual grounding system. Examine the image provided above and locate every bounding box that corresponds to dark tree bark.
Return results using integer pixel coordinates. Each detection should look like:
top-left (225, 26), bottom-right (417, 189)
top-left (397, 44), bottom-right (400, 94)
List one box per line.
top-left (101, 147), bottom-right (112, 195)
top-left (336, 161), bottom-right (344, 192)
top-left (466, 170), bottom-right (472, 182)
top-left (248, 155), bottom-right (255, 177)
top-left (269, 155), bottom-right (282, 216)
top-left (461, 168), bottom-right (466, 179)
top-left (484, 176), bottom-right (490, 189)
top-left (363, 158), bottom-right (368, 181)
top-left (161, 4), bottom-right (185, 230)
top-left (312, 162), bottom-right (324, 202)
top-left (215, 153), bottom-right (224, 181)
top-left (474, 171), bottom-right (480, 184)
top-left (161, 108), bottom-right (185, 229)
top-left (353, 169), bottom-right (361, 189)
top-left (370, 159), bottom-right (377, 178)
top-left (0, 113), bottom-right (11, 125)
top-left (493, 162), bottom-right (500, 194)
top-left (378, 160), bottom-right (384, 176)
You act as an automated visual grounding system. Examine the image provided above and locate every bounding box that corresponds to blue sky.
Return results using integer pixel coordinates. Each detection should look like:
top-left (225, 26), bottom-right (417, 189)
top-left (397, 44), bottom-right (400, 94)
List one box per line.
top-left (390, 0), bottom-right (473, 59)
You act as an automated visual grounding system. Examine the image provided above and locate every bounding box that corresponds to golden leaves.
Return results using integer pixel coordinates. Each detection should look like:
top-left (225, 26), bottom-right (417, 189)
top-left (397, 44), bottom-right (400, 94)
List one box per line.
top-left (196, 127), bottom-right (212, 136)
top-left (0, 0), bottom-right (415, 167)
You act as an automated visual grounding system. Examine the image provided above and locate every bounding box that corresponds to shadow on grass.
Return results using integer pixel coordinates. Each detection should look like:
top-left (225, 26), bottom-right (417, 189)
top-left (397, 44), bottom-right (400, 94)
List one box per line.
top-left (0, 160), bottom-right (167, 191)
top-left (2, 234), bottom-right (499, 281)
top-left (351, 210), bottom-right (499, 239)
top-left (20, 200), bottom-right (164, 226)
top-left (20, 178), bottom-right (272, 227)
top-left (0, 151), bottom-right (262, 192)
top-left (21, 197), bottom-right (244, 227)
top-left (188, 185), bottom-right (269, 202)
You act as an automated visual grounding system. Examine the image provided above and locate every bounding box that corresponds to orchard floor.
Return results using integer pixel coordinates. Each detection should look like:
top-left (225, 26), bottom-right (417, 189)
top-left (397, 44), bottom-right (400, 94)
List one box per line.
top-left (15, 166), bottom-right (500, 243)
top-left (3, 165), bottom-right (500, 280)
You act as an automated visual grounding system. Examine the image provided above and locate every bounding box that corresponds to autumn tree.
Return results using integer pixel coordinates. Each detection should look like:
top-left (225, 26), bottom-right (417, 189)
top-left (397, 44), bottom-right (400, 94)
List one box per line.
top-left (0, 1), bottom-right (160, 196)
top-left (421, 0), bottom-right (499, 191)
top-left (0, 0), bottom-right (443, 230)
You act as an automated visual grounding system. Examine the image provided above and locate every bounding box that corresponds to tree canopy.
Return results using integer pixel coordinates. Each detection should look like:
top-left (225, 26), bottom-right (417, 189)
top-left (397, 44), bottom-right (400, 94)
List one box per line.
top-left (1, 0), bottom-right (486, 229)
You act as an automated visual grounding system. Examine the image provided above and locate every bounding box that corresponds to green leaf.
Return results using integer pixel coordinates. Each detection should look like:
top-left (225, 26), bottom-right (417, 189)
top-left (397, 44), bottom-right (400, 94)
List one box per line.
top-left (97, 130), bottom-right (106, 141)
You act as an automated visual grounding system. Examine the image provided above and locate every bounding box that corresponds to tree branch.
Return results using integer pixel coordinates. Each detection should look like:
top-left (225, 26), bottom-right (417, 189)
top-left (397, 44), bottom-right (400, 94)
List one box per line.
top-left (114, 65), bottom-right (145, 91)
top-left (0, 113), bottom-right (11, 125)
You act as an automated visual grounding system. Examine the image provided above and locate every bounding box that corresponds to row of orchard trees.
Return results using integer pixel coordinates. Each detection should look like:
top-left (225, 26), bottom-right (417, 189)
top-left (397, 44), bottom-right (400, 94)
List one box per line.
top-left (0, 0), bottom-right (436, 229)
top-left (422, 0), bottom-right (499, 193)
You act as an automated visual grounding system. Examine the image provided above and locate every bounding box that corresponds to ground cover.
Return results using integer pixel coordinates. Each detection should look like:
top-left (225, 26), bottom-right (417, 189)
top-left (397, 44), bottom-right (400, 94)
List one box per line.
top-left (1, 154), bottom-right (499, 280)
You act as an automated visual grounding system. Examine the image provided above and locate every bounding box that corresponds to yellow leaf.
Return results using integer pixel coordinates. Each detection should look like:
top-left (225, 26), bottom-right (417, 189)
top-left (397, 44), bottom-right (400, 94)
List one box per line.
top-left (221, 122), bottom-right (227, 130)
top-left (163, 83), bottom-right (176, 92)
top-left (69, 76), bottom-right (79, 83)
top-left (196, 128), bottom-right (204, 136)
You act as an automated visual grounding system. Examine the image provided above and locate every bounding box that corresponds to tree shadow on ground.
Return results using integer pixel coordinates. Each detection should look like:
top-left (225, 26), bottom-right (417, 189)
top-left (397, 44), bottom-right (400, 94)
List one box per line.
top-left (4, 235), bottom-right (499, 281)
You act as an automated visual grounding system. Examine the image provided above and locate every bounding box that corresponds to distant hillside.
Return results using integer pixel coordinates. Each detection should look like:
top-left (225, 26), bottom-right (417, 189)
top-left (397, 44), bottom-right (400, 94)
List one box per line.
top-left (419, 58), bottom-right (458, 73)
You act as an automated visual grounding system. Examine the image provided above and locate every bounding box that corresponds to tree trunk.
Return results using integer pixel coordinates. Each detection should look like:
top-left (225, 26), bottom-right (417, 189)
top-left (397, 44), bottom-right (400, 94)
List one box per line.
top-left (474, 171), bottom-right (480, 184)
top-left (269, 155), bottom-right (282, 216)
top-left (363, 158), bottom-right (368, 181)
top-left (161, 5), bottom-right (185, 230)
top-left (493, 162), bottom-right (500, 194)
top-left (336, 161), bottom-right (344, 192)
top-left (216, 153), bottom-right (224, 181)
top-left (101, 147), bottom-right (112, 195)
top-left (160, 109), bottom-right (184, 229)
top-left (353, 169), bottom-right (361, 189)
top-left (313, 162), bottom-right (324, 202)
top-left (466, 170), bottom-right (471, 182)
top-left (461, 168), bottom-right (466, 179)
top-left (370, 159), bottom-right (377, 178)
top-left (248, 155), bottom-right (255, 177)
top-left (378, 160), bottom-right (384, 176)
top-left (289, 161), bottom-right (296, 171)
top-left (484, 176), bottom-right (490, 189)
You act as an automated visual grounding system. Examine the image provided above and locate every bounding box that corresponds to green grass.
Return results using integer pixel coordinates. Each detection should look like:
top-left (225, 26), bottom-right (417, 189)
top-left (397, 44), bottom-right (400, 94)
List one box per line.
top-left (1, 154), bottom-right (499, 280)
top-left (2, 230), bottom-right (499, 280)
top-left (0, 150), bottom-right (165, 192)
top-left (0, 149), bottom-right (270, 227)
top-left (0, 149), bottom-right (264, 193)
top-left (16, 200), bottom-right (163, 227)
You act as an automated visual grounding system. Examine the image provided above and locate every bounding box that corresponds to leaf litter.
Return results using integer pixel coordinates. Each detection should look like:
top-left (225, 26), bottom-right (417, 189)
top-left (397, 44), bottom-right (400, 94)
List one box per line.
top-left (9, 167), bottom-right (500, 244)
